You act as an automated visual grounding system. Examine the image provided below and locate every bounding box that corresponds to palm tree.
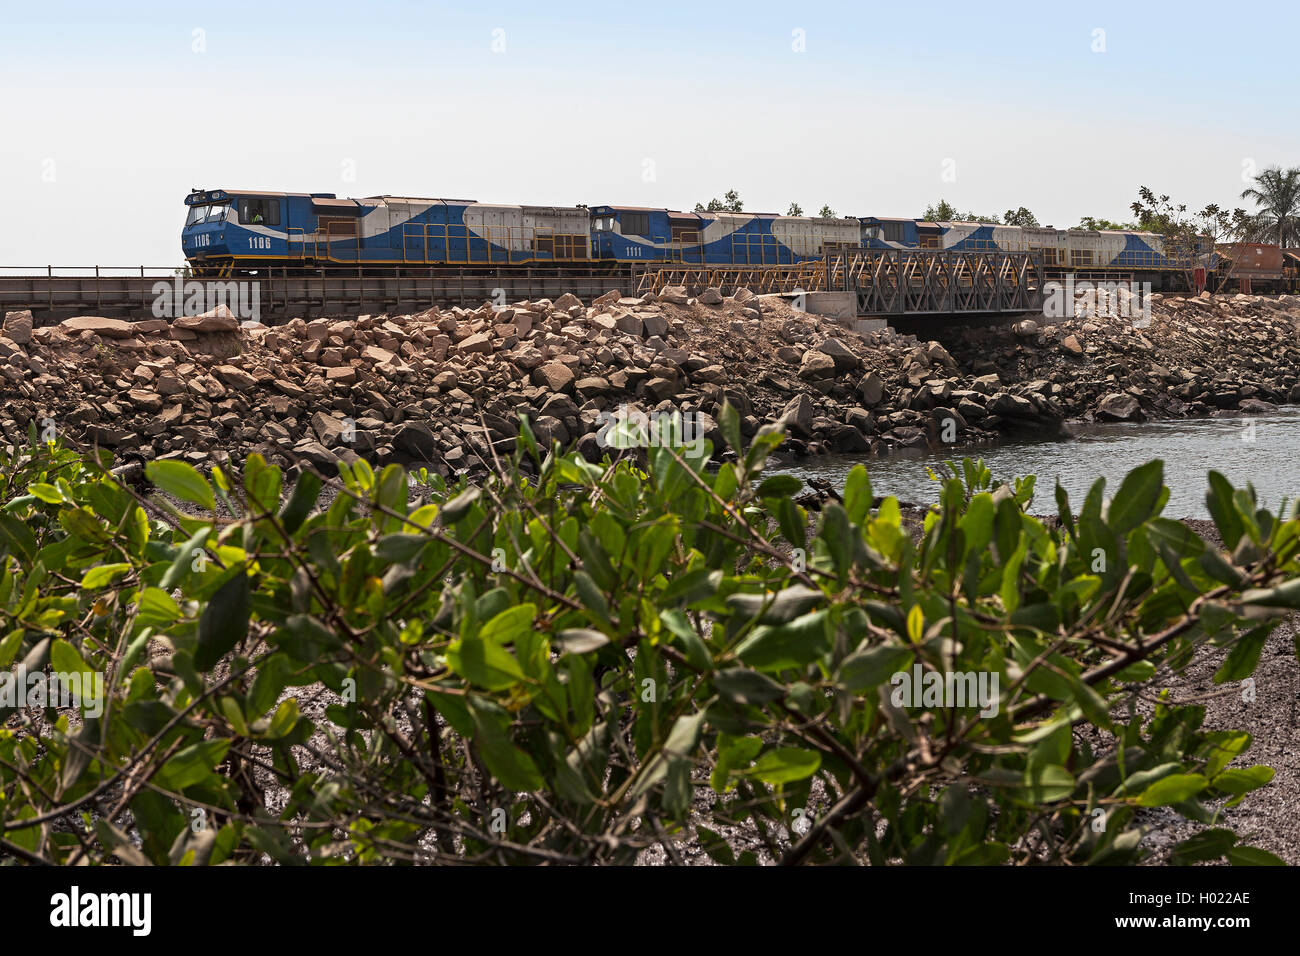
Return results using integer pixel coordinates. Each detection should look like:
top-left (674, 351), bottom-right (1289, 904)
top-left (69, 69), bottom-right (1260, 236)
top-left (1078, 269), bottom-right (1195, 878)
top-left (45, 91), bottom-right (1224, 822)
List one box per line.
top-left (1240, 166), bottom-right (1300, 246)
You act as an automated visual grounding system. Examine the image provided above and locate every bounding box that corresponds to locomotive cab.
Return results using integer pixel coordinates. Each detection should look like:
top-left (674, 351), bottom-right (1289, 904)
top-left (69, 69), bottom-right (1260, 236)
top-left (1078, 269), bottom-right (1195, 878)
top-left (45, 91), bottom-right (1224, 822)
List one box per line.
top-left (182, 189), bottom-right (235, 267)
top-left (183, 188), bottom-right (293, 275)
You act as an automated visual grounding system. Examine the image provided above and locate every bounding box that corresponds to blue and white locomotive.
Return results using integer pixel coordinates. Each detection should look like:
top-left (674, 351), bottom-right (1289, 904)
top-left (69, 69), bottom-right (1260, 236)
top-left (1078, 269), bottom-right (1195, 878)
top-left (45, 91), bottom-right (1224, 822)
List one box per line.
top-left (183, 189), bottom-right (592, 275)
top-left (182, 187), bottom-right (1203, 287)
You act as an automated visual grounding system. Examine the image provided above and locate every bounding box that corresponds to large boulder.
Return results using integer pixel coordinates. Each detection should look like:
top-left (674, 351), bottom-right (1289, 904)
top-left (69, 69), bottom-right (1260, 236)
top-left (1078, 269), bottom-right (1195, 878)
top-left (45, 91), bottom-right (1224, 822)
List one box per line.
top-left (533, 362), bottom-right (575, 393)
top-left (213, 364), bottom-right (256, 390)
top-left (798, 349), bottom-right (836, 380)
top-left (3, 310), bottom-right (32, 345)
top-left (614, 313), bottom-right (643, 336)
top-left (456, 332), bottom-right (494, 355)
top-left (987, 392), bottom-right (1037, 418)
top-left (173, 304), bottom-right (239, 333)
top-left (310, 411), bottom-right (350, 447)
top-left (641, 312), bottom-right (669, 338)
top-left (1095, 392), bottom-right (1142, 421)
top-left (777, 394), bottom-right (815, 438)
top-left (856, 371), bottom-right (885, 406)
top-left (394, 421), bottom-right (439, 459)
top-left (816, 337), bottom-right (859, 373)
top-left (60, 316), bottom-right (134, 339)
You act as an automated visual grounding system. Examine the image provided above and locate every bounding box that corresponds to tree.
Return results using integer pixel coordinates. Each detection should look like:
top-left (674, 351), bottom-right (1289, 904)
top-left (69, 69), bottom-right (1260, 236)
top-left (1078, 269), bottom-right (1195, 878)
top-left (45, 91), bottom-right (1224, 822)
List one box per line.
top-left (1075, 216), bottom-right (1135, 231)
top-left (786, 202), bottom-right (804, 216)
top-left (1130, 186), bottom-right (1251, 290)
top-left (923, 200), bottom-right (998, 223)
top-left (923, 199), bottom-right (959, 221)
top-left (1003, 207), bottom-right (1039, 227)
top-left (1129, 187), bottom-right (1186, 236)
top-left (1239, 166), bottom-right (1300, 247)
top-left (818, 204), bottom-right (836, 218)
top-left (694, 189), bottom-right (744, 214)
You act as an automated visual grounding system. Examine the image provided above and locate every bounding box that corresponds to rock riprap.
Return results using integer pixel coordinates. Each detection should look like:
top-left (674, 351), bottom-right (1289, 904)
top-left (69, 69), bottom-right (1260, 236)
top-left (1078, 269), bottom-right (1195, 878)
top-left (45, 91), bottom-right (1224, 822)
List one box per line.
top-left (2, 289), bottom-right (1298, 476)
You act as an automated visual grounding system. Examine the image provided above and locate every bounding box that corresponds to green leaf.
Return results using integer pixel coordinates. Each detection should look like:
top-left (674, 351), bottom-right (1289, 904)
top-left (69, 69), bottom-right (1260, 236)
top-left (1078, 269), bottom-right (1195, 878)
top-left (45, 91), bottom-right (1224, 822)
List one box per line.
top-left (713, 668), bottom-right (785, 707)
top-left (757, 474), bottom-right (802, 499)
top-left (441, 487), bottom-right (481, 524)
top-left (137, 587), bottom-right (182, 628)
top-left (468, 698), bottom-right (543, 792)
top-left (1214, 624), bottom-right (1271, 683)
top-left (278, 470), bottom-right (321, 536)
top-left (1226, 845), bottom-right (1286, 866)
top-left (28, 482), bottom-right (65, 504)
top-left (80, 562), bottom-right (131, 590)
top-left (1240, 578), bottom-right (1300, 610)
top-left (49, 638), bottom-right (95, 683)
top-left (958, 492), bottom-right (996, 558)
top-left (266, 698), bottom-right (300, 739)
top-left (554, 629), bottom-right (610, 655)
top-left (155, 739), bottom-right (230, 791)
top-left (146, 460), bottom-right (216, 511)
top-left (158, 525), bottom-right (212, 592)
top-left (659, 609), bottom-right (711, 670)
top-left (194, 568), bottom-right (252, 670)
top-left (374, 534), bottom-right (427, 562)
top-left (837, 644), bottom-right (912, 694)
top-left (0, 515), bottom-right (37, 561)
top-left (446, 634), bottom-right (526, 691)
top-left (248, 654), bottom-right (292, 717)
top-left (1106, 459), bottom-right (1163, 535)
top-left (734, 609), bottom-right (832, 671)
top-left (717, 400), bottom-right (743, 457)
top-left (1137, 772), bottom-right (1207, 807)
top-left (1211, 765), bottom-right (1274, 796)
top-left (726, 584), bottom-right (824, 625)
top-left (843, 465), bottom-right (873, 524)
top-left (630, 709), bottom-right (706, 799)
top-left (1023, 763), bottom-right (1075, 803)
top-left (1206, 470), bottom-right (1245, 549)
top-left (1171, 828), bottom-right (1238, 864)
top-left (480, 603), bottom-right (536, 644)
top-left (744, 747), bottom-right (821, 785)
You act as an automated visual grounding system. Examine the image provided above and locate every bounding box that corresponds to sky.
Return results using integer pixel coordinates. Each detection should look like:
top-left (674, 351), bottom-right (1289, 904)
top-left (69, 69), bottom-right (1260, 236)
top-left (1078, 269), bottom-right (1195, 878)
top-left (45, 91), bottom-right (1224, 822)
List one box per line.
top-left (2, 0), bottom-right (1299, 265)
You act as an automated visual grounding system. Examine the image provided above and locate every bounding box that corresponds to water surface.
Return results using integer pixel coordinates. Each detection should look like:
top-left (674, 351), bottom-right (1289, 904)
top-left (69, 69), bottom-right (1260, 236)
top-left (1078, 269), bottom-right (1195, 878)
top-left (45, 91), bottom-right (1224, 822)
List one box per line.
top-left (775, 410), bottom-right (1300, 519)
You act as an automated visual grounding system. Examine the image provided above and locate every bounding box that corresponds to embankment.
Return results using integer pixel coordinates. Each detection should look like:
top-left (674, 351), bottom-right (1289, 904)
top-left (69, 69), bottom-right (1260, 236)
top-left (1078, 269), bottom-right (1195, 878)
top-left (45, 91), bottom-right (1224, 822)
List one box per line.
top-left (2, 287), bottom-right (1299, 473)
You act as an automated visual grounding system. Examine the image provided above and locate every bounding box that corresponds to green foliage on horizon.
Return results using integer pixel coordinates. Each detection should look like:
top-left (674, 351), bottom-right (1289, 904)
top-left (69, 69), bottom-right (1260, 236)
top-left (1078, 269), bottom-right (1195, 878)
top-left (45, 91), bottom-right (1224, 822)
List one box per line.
top-left (695, 188), bottom-right (744, 213)
top-left (0, 416), bottom-right (1293, 865)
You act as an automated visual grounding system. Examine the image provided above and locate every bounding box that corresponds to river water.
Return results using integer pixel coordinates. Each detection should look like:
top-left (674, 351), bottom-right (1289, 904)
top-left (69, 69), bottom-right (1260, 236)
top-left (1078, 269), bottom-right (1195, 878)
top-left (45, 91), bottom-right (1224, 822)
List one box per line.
top-left (775, 410), bottom-right (1300, 519)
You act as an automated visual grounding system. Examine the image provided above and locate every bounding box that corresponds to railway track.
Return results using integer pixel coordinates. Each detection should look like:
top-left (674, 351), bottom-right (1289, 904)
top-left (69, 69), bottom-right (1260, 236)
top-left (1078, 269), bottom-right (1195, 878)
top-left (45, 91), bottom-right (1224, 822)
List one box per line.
top-left (1, 250), bottom-right (1059, 323)
top-left (0, 264), bottom-right (649, 323)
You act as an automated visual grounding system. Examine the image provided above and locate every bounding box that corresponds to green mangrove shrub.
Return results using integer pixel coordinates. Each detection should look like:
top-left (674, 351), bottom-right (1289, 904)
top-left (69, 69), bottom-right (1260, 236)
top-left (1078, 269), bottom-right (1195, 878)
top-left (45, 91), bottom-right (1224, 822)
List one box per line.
top-left (0, 409), bottom-right (1292, 865)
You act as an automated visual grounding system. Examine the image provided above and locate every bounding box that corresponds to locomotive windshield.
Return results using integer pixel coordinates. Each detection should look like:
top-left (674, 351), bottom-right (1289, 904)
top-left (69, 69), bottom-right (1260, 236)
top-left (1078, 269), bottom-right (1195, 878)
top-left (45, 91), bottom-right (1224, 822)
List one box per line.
top-left (186, 203), bottom-right (230, 226)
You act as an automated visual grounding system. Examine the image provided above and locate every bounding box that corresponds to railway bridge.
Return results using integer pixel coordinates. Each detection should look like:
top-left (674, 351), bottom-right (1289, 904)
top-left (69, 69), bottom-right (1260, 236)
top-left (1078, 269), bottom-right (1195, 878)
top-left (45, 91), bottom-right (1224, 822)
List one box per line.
top-left (0, 249), bottom-right (1044, 325)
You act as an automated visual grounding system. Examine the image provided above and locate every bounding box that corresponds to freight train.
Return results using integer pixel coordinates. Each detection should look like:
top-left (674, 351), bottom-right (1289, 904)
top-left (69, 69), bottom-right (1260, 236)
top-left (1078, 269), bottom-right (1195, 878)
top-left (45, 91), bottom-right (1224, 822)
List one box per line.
top-left (181, 187), bottom-right (1210, 289)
